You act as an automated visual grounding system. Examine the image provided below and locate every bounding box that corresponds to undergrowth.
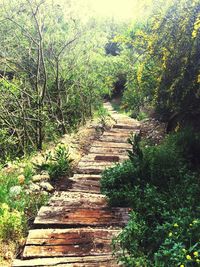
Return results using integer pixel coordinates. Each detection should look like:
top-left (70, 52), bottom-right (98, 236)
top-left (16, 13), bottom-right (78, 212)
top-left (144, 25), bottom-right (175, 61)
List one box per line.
top-left (0, 163), bottom-right (49, 263)
top-left (101, 128), bottom-right (200, 267)
top-left (33, 144), bottom-right (73, 180)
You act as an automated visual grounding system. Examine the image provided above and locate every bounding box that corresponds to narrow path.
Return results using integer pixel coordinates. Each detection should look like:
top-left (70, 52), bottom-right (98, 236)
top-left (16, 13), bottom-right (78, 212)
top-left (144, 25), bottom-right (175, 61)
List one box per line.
top-left (13, 103), bottom-right (140, 267)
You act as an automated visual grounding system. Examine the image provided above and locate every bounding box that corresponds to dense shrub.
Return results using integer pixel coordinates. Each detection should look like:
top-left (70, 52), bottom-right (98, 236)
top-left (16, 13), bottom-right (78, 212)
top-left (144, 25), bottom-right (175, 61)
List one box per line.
top-left (166, 129), bottom-right (200, 168)
top-left (101, 160), bottom-right (137, 206)
top-left (101, 129), bottom-right (200, 266)
top-left (116, 0), bottom-right (200, 124)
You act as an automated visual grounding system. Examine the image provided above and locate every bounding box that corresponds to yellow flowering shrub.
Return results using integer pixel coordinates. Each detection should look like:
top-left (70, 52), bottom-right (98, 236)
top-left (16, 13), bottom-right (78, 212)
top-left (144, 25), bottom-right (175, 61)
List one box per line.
top-left (192, 15), bottom-right (200, 38)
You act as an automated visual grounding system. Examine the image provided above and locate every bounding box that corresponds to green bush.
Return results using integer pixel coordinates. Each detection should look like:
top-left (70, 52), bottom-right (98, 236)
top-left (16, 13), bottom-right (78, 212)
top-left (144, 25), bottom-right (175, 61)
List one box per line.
top-left (137, 111), bottom-right (148, 121)
top-left (0, 165), bottom-right (48, 242)
top-left (155, 218), bottom-right (200, 267)
top-left (166, 129), bottom-right (200, 168)
top-left (111, 173), bottom-right (200, 266)
top-left (113, 211), bottom-right (149, 267)
top-left (0, 203), bottom-right (23, 241)
top-left (101, 160), bottom-right (137, 206)
top-left (34, 144), bottom-right (73, 180)
top-left (100, 129), bottom-right (200, 266)
top-left (143, 142), bottom-right (184, 188)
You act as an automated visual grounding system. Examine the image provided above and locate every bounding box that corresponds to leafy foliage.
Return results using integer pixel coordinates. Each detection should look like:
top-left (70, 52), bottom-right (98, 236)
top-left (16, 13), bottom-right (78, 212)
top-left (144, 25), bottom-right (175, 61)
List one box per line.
top-left (33, 144), bottom-right (73, 180)
top-left (115, 0), bottom-right (200, 124)
top-left (0, 0), bottom-right (118, 163)
top-left (101, 160), bottom-right (136, 206)
top-left (101, 129), bottom-right (200, 266)
top-left (0, 165), bottom-right (48, 242)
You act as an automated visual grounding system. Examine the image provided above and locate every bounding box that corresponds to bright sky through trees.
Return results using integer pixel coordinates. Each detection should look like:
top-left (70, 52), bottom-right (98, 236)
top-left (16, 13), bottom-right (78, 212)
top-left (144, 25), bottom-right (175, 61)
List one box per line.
top-left (87, 0), bottom-right (139, 20)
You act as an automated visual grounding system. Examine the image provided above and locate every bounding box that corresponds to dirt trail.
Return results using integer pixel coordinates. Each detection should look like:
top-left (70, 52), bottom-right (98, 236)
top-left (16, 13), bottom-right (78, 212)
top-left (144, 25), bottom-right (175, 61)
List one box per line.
top-left (13, 102), bottom-right (140, 267)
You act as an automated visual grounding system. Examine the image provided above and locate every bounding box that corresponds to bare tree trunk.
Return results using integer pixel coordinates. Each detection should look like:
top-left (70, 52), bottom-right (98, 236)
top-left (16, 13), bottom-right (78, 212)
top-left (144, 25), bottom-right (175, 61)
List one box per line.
top-left (55, 59), bottom-right (66, 134)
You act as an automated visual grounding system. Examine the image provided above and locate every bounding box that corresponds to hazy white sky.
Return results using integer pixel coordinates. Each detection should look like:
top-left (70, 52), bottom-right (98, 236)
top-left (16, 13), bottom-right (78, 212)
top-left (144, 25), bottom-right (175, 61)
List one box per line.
top-left (86, 0), bottom-right (143, 21)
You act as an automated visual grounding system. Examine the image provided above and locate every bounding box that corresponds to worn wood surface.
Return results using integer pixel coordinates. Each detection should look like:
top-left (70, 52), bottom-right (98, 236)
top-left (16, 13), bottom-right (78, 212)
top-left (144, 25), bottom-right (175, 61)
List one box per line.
top-left (68, 177), bottom-right (101, 193)
top-left (34, 206), bottom-right (130, 226)
top-left (48, 192), bottom-right (107, 207)
top-left (92, 141), bottom-right (131, 148)
top-left (80, 154), bottom-right (128, 162)
top-left (13, 255), bottom-right (121, 267)
top-left (23, 228), bottom-right (120, 258)
top-left (89, 147), bottom-right (129, 154)
top-left (13, 102), bottom-right (140, 267)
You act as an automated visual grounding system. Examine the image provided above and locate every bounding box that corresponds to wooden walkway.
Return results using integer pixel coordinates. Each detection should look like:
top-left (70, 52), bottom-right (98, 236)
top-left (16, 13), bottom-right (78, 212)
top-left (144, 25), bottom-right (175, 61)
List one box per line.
top-left (13, 103), bottom-right (140, 267)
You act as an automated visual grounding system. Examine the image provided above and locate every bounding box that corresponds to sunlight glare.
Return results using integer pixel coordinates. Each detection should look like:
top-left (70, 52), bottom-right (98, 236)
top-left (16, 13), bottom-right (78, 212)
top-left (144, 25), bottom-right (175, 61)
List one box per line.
top-left (87, 0), bottom-right (140, 20)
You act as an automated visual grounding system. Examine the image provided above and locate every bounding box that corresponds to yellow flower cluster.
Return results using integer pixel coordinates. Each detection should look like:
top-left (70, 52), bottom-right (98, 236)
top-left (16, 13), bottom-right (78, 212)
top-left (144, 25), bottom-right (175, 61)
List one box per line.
top-left (186, 255), bottom-right (191, 260)
top-left (197, 74), bottom-right (200, 83)
top-left (137, 64), bottom-right (144, 86)
top-left (194, 251), bottom-right (198, 257)
top-left (180, 250), bottom-right (200, 266)
top-left (175, 123), bottom-right (180, 133)
top-left (162, 48), bottom-right (169, 69)
top-left (112, 35), bottom-right (129, 44)
top-left (192, 15), bottom-right (200, 38)
top-left (184, 252), bottom-right (200, 263)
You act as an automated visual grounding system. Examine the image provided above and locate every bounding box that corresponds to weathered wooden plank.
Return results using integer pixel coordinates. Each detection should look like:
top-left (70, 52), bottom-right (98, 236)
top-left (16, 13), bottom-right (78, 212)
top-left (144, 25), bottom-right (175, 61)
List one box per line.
top-left (14, 261), bottom-right (119, 267)
top-left (99, 136), bottom-right (128, 143)
top-left (68, 177), bottom-right (100, 193)
top-left (76, 163), bottom-right (117, 174)
top-left (77, 161), bottom-right (114, 167)
top-left (26, 228), bottom-right (120, 240)
top-left (113, 124), bottom-right (138, 129)
top-left (114, 121), bottom-right (137, 125)
top-left (94, 155), bottom-right (120, 162)
top-left (102, 132), bottom-right (131, 137)
top-left (72, 174), bottom-right (102, 179)
top-left (108, 128), bottom-right (140, 134)
top-left (89, 147), bottom-right (128, 154)
top-left (23, 247), bottom-right (112, 259)
top-left (23, 228), bottom-right (120, 258)
top-left (34, 206), bottom-right (130, 226)
top-left (13, 255), bottom-right (120, 267)
top-left (76, 166), bottom-right (106, 174)
top-left (80, 154), bottom-right (128, 162)
top-left (92, 141), bottom-right (131, 149)
top-left (48, 192), bottom-right (107, 208)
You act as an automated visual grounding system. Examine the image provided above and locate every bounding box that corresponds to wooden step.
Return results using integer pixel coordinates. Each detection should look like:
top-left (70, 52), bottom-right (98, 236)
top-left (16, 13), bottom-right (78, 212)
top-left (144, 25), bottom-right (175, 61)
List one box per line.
top-left (76, 166), bottom-right (106, 174)
top-left (23, 228), bottom-right (120, 259)
top-left (72, 174), bottom-right (102, 179)
top-left (94, 155), bottom-right (120, 162)
top-left (99, 136), bottom-right (128, 143)
top-left (114, 119), bottom-right (136, 124)
top-left (113, 124), bottom-right (139, 130)
top-left (80, 154), bottom-right (128, 162)
top-left (13, 255), bottom-right (120, 266)
top-left (102, 132), bottom-right (130, 138)
top-left (92, 141), bottom-right (131, 149)
top-left (48, 192), bottom-right (108, 208)
top-left (89, 147), bottom-right (128, 154)
top-left (108, 128), bottom-right (140, 134)
top-left (78, 161), bottom-right (114, 167)
top-left (68, 177), bottom-right (101, 194)
top-left (34, 206), bottom-right (130, 227)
